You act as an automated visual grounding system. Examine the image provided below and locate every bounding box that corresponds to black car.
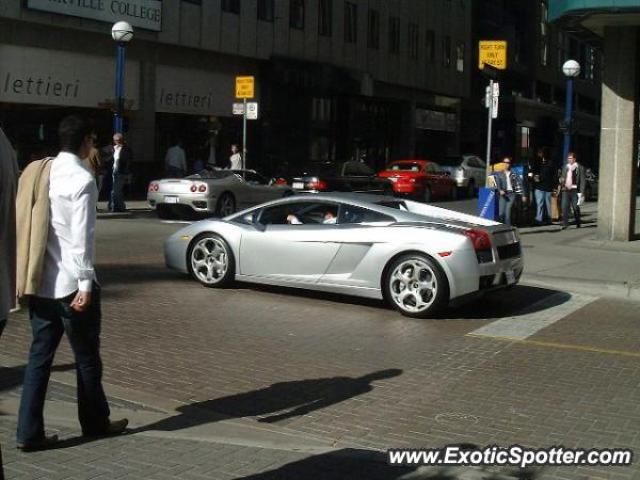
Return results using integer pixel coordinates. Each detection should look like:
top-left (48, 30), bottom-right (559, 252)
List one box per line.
top-left (290, 161), bottom-right (393, 194)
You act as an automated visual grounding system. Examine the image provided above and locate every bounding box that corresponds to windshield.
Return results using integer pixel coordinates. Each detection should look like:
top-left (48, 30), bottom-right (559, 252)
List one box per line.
top-left (187, 169), bottom-right (234, 180)
top-left (387, 163), bottom-right (423, 172)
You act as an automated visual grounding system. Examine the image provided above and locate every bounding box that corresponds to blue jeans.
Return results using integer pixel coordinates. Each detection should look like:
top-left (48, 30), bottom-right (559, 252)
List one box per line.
top-left (109, 173), bottom-right (126, 212)
top-left (535, 189), bottom-right (552, 222)
top-left (17, 286), bottom-right (110, 443)
top-left (499, 192), bottom-right (516, 226)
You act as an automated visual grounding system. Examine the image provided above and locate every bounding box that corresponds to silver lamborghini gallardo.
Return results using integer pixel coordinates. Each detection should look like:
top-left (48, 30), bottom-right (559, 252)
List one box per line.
top-left (164, 194), bottom-right (524, 318)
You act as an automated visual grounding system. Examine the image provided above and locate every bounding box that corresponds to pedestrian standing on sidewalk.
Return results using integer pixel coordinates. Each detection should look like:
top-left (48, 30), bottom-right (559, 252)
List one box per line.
top-left (84, 141), bottom-right (103, 200)
top-left (496, 157), bottom-right (525, 226)
top-left (102, 133), bottom-right (132, 212)
top-left (532, 147), bottom-right (556, 225)
top-left (0, 127), bottom-right (18, 476)
top-left (165, 139), bottom-right (187, 177)
top-left (559, 152), bottom-right (586, 230)
top-left (229, 144), bottom-right (242, 170)
top-left (15, 115), bottom-right (128, 451)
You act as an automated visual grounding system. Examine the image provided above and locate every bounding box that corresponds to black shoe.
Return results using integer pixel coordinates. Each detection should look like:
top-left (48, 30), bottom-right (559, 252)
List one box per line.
top-left (84, 418), bottom-right (129, 438)
top-left (17, 434), bottom-right (59, 451)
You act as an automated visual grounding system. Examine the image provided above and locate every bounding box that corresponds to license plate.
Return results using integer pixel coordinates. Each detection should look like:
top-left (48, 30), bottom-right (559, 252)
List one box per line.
top-left (292, 182), bottom-right (304, 189)
top-left (505, 270), bottom-right (516, 285)
top-left (164, 196), bottom-right (179, 204)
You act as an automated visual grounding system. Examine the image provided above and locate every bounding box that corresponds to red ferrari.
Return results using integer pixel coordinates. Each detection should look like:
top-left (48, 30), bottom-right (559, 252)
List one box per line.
top-left (378, 160), bottom-right (457, 202)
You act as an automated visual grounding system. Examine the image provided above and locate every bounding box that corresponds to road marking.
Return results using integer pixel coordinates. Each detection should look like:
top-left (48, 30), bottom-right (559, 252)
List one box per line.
top-left (469, 292), bottom-right (596, 340)
top-left (466, 335), bottom-right (640, 358)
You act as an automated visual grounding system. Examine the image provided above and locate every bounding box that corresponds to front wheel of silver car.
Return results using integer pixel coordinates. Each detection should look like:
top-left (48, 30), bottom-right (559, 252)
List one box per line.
top-left (383, 254), bottom-right (449, 318)
top-left (188, 233), bottom-right (235, 288)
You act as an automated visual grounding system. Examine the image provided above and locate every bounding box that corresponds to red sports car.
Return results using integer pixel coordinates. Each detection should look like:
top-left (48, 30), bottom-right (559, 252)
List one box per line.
top-left (378, 160), bottom-right (457, 202)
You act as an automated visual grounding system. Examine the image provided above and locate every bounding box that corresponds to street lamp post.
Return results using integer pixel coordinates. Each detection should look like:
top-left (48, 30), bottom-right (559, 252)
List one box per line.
top-left (111, 21), bottom-right (134, 134)
top-left (561, 59), bottom-right (581, 162)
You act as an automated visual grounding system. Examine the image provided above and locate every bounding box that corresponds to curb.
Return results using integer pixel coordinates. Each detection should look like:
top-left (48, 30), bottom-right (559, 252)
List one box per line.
top-left (521, 274), bottom-right (640, 301)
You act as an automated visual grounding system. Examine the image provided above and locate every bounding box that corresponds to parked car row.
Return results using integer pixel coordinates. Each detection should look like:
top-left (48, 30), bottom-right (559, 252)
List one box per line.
top-left (147, 156), bottom-right (484, 219)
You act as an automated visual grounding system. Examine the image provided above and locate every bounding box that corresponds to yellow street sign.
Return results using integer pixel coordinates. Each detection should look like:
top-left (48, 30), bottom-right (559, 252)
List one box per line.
top-left (235, 76), bottom-right (255, 99)
top-left (479, 41), bottom-right (507, 70)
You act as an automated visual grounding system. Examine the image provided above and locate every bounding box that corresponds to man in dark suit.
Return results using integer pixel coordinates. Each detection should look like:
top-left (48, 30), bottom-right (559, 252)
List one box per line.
top-left (102, 133), bottom-right (133, 212)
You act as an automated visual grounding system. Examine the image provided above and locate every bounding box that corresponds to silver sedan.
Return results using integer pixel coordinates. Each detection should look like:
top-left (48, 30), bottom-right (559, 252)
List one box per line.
top-left (164, 193), bottom-right (524, 318)
top-left (147, 169), bottom-right (292, 219)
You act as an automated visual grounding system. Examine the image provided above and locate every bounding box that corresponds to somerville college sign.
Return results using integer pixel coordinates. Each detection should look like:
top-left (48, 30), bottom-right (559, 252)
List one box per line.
top-left (27, 0), bottom-right (162, 31)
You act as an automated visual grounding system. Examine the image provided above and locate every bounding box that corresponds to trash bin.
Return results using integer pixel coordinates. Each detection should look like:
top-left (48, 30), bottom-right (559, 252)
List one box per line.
top-left (478, 187), bottom-right (499, 221)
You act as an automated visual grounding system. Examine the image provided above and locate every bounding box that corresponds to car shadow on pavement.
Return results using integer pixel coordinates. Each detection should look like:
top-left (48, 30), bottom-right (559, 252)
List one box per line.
top-left (133, 369), bottom-right (403, 434)
top-left (444, 286), bottom-right (571, 321)
top-left (230, 448), bottom-right (541, 480)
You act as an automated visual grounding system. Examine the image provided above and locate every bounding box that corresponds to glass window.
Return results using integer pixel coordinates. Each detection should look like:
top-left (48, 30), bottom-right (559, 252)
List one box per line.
top-left (319, 0), bottom-right (333, 36)
top-left (290, 0), bottom-right (305, 29)
top-left (389, 162), bottom-right (422, 172)
top-left (244, 172), bottom-right (268, 185)
top-left (259, 202), bottom-right (339, 226)
top-left (425, 30), bottom-right (435, 63)
top-left (442, 35), bottom-right (451, 67)
top-left (221, 0), bottom-right (240, 14)
top-left (257, 0), bottom-right (274, 21)
top-left (408, 23), bottom-right (419, 60)
top-left (339, 205), bottom-right (394, 225)
top-left (345, 2), bottom-right (357, 43)
top-left (343, 161), bottom-right (374, 176)
top-left (456, 42), bottom-right (465, 72)
top-left (540, 1), bottom-right (549, 66)
top-left (389, 16), bottom-right (400, 54)
top-left (367, 9), bottom-right (380, 49)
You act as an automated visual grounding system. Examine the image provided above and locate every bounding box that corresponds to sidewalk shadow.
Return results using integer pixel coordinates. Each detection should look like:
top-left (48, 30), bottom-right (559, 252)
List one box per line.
top-left (230, 448), bottom-right (540, 480)
top-left (135, 369), bottom-right (402, 433)
top-left (0, 363), bottom-right (75, 394)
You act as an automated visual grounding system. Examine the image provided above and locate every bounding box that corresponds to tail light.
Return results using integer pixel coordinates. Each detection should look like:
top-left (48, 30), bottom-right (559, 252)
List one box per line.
top-left (464, 229), bottom-right (492, 250)
top-left (307, 178), bottom-right (328, 191)
top-left (275, 178), bottom-right (288, 185)
top-left (198, 184), bottom-right (207, 193)
top-left (148, 183), bottom-right (159, 192)
top-left (190, 184), bottom-right (197, 192)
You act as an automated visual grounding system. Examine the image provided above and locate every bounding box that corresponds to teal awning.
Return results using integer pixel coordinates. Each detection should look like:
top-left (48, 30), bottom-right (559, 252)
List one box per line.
top-left (550, 0), bottom-right (640, 21)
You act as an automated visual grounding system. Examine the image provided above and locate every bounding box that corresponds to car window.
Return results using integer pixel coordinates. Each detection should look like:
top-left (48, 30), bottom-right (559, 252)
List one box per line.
top-left (343, 161), bottom-right (374, 176)
top-left (243, 171), bottom-right (268, 185)
top-left (389, 163), bottom-right (422, 172)
top-left (339, 204), bottom-right (395, 225)
top-left (474, 157), bottom-right (486, 168)
top-left (258, 202), bottom-right (339, 226)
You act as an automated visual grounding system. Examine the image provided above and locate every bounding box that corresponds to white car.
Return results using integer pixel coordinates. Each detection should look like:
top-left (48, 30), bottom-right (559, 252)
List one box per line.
top-left (164, 193), bottom-right (524, 318)
top-left (440, 155), bottom-right (487, 197)
top-left (147, 169), bottom-right (293, 219)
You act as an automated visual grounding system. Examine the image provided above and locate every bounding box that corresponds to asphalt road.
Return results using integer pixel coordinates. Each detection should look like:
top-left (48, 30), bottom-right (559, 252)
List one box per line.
top-left (2, 198), bottom-right (639, 479)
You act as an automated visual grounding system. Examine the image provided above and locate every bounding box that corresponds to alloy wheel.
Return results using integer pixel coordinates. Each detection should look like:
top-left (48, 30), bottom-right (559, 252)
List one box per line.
top-left (388, 258), bottom-right (438, 314)
top-left (190, 237), bottom-right (229, 285)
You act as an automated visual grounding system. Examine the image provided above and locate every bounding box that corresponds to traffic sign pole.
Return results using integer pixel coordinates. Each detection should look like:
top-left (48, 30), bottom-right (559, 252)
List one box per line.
top-left (242, 97), bottom-right (247, 172)
top-left (485, 79), bottom-right (494, 186)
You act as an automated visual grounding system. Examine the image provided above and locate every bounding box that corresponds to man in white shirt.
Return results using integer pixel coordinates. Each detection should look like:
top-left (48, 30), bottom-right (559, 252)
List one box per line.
top-left (17, 115), bottom-right (127, 451)
top-left (229, 144), bottom-right (242, 170)
top-left (165, 140), bottom-right (187, 177)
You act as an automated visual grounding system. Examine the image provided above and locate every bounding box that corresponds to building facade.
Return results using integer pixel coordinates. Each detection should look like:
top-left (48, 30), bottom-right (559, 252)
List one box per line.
top-left (0, 0), bottom-right (471, 188)
top-left (462, 0), bottom-right (602, 170)
top-left (551, 0), bottom-right (640, 241)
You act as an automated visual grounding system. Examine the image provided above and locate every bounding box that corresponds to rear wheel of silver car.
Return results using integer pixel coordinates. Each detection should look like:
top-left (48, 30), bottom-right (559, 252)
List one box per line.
top-left (188, 233), bottom-right (235, 288)
top-left (216, 193), bottom-right (236, 217)
top-left (423, 186), bottom-right (432, 203)
top-left (383, 254), bottom-right (449, 318)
